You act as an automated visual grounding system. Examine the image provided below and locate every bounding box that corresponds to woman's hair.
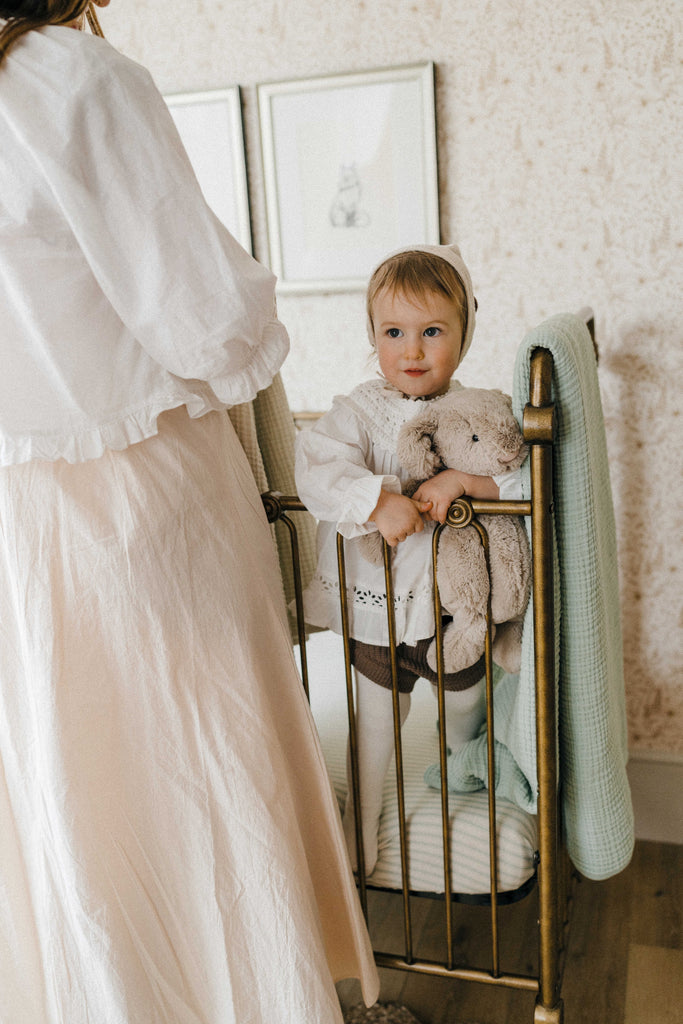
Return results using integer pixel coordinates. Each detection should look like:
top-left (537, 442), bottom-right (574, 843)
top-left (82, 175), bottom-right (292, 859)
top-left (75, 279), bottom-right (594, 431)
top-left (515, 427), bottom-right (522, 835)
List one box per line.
top-left (366, 250), bottom-right (468, 339)
top-left (0, 0), bottom-right (99, 65)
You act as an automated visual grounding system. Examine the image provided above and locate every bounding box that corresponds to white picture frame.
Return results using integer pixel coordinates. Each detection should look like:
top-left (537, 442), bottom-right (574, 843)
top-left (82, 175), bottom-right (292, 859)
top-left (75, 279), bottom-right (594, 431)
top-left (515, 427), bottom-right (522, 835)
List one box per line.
top-left (257, 63), bottom-right (440, 293)
top-left (165, 87), bottom-right (253, 255)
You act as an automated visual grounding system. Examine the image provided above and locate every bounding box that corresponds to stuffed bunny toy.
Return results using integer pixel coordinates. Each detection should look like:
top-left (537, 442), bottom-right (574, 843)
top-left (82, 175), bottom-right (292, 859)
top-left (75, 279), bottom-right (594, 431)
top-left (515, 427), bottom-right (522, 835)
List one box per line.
top-left (360, 386), bottom-right (531, 675)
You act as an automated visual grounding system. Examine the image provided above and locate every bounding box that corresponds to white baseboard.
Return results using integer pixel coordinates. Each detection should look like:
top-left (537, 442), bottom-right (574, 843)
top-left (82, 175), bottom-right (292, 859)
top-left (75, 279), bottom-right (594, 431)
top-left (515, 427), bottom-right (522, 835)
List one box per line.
top-left (627, 751), bottom-right (683, 845)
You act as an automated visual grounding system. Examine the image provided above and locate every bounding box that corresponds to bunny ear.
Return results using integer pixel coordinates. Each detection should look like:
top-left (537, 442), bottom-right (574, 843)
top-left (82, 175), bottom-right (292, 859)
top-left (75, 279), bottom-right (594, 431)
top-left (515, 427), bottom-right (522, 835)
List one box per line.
top-left (397, 408), bottom-right (443, 477)
top-left (490, 388), bottom-right (513, 409)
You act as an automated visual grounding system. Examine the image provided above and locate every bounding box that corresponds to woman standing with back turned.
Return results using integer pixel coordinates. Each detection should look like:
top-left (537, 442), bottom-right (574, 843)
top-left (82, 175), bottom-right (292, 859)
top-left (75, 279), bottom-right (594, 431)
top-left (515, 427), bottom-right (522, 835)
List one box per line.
top-left (0, 3), bottom-right (378, 1021)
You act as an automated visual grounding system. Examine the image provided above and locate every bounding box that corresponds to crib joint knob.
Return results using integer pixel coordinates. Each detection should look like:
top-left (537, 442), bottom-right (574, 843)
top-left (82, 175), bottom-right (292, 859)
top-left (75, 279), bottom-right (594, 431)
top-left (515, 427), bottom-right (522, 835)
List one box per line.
top-left (523, 404), bottom-right (556, 444)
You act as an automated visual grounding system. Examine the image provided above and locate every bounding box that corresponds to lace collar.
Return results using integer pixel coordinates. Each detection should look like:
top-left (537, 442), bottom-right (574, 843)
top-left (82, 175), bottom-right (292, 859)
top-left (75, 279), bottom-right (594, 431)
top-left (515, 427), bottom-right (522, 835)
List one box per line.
top-left (342, 377), bottom-right (462, 455)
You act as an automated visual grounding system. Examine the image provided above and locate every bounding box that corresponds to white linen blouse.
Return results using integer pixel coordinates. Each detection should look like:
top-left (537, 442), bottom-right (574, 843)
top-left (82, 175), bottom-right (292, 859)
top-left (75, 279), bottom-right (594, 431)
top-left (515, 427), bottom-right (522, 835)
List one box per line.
top-left (0, 26), bottom-right (288, 466)
top-left (295, 378), bottom-right (522, 647)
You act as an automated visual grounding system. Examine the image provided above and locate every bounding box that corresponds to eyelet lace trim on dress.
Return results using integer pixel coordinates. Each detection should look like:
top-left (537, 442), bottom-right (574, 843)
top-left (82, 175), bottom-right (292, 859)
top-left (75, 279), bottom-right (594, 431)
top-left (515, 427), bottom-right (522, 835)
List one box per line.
top-left (313, 573), bottom-right (432, 610)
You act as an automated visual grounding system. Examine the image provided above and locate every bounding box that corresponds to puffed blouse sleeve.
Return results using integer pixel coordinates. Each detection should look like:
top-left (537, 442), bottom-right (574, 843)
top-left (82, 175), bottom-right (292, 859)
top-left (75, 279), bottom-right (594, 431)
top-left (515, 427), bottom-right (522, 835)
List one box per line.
top-left (39, 48), bottom-right (288, 404)
top-left (294, 398), bottom-right (402, 539)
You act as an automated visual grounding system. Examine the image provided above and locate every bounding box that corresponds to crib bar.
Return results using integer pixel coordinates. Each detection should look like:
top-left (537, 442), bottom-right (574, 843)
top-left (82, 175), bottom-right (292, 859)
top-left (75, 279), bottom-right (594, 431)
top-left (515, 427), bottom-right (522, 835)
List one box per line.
top-left (261, 494), bottom-right (311, 698)
top-left (473, 518), bottom-right (501, 978)
top-left (433, 501), bottom-right (513, 978)
top-left (336, 532), bottom-right (370, 917)
top-left (373, 953), bottom-right (538, 991)
top-left (381, 540), bottom-right (415, 963)
top-left (281, 514), bottom-right (310, 698)
top-left (432, 524), bottom-right (455, 968)
top-left (524, 348), bottom-right (563, 1022)
top-left (471, 499), bottom-right (532, 517)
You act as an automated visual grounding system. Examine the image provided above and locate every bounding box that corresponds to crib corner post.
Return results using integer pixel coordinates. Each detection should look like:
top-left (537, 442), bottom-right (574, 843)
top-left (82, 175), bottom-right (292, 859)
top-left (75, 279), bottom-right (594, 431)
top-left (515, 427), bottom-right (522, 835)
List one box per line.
top-left (525, 347), bottom-right (563, 1021)
top-left (533, 996), bottom-right (564, 1023)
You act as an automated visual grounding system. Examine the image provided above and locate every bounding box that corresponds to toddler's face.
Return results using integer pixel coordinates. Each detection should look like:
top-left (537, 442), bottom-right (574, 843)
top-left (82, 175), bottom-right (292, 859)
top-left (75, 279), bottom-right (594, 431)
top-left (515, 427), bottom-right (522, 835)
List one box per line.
top-left (372, 286), bottom-right (464, 399)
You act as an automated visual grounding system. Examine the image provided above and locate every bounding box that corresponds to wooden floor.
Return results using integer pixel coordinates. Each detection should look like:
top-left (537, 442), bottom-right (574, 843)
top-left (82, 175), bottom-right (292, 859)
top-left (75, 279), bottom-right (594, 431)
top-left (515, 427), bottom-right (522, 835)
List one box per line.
top-left (338, 840), bottom-right (683, 1024)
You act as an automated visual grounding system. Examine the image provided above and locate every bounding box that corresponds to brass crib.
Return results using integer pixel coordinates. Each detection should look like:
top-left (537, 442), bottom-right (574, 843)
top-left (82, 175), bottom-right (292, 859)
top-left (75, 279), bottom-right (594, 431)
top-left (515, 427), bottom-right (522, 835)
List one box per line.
top-left (262, 315), bottom-right (596, 1023)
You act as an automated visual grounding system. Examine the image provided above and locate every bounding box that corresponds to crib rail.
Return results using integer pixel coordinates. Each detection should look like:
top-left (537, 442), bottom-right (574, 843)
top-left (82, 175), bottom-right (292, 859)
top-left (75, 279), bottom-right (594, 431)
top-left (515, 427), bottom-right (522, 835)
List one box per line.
top-left (262, 339), bottom-right (576, 1023)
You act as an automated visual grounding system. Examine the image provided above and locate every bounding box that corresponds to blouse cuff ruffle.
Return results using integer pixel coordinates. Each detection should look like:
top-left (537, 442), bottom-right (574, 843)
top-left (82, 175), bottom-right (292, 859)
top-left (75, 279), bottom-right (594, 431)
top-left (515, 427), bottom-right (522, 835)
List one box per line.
top-left (198, 316), bottom-right (290, 410)
top-left (0, 394), bottom-right (188, 466)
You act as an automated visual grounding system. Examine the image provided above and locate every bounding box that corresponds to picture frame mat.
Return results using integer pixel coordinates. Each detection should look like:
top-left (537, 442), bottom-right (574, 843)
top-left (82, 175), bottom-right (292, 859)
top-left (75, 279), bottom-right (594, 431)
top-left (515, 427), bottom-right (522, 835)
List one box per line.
top-left (165, 87), bottom-right (252, 255)
top-left (258, 63), bottom-right (439, 292)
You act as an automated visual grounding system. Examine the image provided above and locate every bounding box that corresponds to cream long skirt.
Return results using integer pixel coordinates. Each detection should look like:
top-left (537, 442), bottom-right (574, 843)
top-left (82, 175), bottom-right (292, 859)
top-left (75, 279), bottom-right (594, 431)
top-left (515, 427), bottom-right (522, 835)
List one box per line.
top-left (0, 406), bottom-right (378, 1024)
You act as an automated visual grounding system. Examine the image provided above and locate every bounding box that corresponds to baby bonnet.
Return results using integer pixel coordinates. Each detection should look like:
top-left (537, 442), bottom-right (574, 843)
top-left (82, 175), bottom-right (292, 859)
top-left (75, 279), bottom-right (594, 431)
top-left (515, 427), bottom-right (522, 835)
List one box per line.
top-left (367, 243), bottom-right (477, 364)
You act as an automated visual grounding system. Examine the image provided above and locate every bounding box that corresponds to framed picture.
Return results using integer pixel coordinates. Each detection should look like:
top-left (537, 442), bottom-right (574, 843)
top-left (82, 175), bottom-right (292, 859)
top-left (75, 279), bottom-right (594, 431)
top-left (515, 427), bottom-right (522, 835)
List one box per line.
top-left (165, 87), bottom-right (253, 255)
top-left (258, 62), bottom-right (440, 293)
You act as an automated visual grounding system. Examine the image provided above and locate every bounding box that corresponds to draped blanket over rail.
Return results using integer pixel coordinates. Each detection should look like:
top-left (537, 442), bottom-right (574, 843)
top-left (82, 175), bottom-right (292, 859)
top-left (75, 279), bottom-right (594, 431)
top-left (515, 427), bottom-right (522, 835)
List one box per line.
top-left (426, 313), bottom-right (634, 881)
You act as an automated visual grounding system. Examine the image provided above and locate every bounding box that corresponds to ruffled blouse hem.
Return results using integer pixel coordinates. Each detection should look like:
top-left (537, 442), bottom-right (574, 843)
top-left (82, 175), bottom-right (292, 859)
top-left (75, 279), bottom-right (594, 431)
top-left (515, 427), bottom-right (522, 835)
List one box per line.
top-left (0, 396), bottom-right (196, 467)
top-left (0, 319), bottom-right (289, 467)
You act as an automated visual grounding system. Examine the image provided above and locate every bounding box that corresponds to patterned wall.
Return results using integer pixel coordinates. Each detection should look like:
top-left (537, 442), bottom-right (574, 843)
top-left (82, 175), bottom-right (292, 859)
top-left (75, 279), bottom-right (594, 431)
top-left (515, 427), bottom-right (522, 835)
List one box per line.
top-left (101, 0), bottom-right (682, 756)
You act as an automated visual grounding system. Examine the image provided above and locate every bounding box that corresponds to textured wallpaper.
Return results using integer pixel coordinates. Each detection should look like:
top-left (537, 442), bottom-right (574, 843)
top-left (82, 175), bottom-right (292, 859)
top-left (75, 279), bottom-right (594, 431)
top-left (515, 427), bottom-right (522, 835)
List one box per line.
top-left (101, 0), bottom-right (682, 756)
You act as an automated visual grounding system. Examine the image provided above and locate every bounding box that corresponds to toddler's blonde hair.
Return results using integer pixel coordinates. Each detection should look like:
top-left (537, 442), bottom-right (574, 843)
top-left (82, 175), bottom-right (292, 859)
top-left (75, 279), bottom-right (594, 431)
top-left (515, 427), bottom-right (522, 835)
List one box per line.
top-left (366, 250), bottom-right (468, 342)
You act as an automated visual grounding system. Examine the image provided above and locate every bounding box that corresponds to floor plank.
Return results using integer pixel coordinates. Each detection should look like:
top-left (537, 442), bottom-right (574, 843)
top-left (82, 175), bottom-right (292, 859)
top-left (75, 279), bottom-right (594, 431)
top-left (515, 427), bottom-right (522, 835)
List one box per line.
top-left (624, 945), bottom-right (683, 1024)
top-left (338, 840), bottom-right (683, 1024)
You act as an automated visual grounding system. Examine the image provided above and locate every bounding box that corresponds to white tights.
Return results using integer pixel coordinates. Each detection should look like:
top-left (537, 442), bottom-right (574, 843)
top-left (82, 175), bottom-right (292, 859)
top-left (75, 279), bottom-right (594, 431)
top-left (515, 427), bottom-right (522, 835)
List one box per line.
top-left (342, 672), bottom-right (486, 874)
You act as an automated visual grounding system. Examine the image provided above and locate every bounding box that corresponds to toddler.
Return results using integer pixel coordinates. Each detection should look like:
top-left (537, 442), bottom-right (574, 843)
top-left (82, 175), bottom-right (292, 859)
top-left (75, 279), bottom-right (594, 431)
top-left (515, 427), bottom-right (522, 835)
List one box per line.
top-left (295, 243), bottom-right (521, 872)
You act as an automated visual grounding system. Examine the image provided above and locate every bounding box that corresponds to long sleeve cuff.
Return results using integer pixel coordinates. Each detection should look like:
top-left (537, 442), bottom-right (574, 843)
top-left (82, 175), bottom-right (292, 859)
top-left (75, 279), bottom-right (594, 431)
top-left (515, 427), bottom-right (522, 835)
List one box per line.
top-left (335, 474), bottom-right (403, 539)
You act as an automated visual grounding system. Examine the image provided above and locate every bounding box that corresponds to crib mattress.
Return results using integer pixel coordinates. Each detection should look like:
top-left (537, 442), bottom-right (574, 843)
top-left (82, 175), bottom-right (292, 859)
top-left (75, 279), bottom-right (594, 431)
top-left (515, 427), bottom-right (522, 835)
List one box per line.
top-left (305, 631), bottom-right (538, 898)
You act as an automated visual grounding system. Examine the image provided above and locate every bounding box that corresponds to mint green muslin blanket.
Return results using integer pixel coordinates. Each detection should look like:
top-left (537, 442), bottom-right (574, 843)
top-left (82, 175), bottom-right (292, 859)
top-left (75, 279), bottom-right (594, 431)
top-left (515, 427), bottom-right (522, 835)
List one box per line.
top-left (425, 313), bottom-right (635, 881)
